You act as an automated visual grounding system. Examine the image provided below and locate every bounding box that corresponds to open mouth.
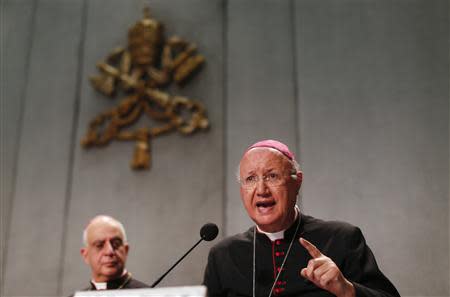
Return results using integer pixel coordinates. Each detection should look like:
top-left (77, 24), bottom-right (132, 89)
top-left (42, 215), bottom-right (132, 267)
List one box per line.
top-left (255, 200), bottom-right (276, 209)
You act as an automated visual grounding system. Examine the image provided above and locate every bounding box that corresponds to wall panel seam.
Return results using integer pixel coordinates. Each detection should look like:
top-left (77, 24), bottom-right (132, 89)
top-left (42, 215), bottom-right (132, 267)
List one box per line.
top-left (56, 0), bottom-right (88, 294)
top-left (290, 0), bottom-right (303, 210)
top-left (1, 0), bottom-right (38, 294)
top-left (443, 0), bottom-right (450, 292)
top-left (291, 0), bottom-right (300, 156)
top-left (222, 0), bottom-right (229, 236)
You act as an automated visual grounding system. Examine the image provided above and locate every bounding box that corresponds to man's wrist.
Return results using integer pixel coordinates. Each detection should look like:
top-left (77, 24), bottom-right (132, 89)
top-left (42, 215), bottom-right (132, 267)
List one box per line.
top-left (340, 280), bottom-right (355, 297)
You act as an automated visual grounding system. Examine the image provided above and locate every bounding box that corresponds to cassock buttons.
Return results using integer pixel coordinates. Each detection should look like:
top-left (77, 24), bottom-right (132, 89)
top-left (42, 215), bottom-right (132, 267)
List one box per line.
top-left (272, 238), bottom-right (289, 295)
top-left (273, 287), bottom-right (285, 295)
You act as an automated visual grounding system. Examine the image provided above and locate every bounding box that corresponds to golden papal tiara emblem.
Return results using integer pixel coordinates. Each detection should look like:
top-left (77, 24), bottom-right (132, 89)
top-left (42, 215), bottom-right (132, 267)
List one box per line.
top-left (81, 7), bottom-right (209, 170)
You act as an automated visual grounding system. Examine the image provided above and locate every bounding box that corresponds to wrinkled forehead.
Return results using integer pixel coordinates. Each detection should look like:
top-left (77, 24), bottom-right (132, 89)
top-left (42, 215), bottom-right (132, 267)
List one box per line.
top-left (240, 147), bottom-right (293, 174)
top-left (86, 220), bottom-right (124, 243)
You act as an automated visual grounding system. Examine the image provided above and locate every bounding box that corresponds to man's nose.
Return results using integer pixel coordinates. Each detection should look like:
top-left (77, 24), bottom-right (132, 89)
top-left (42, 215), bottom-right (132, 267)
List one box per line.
top-left (104, 241), bottom-right (115, 254)
top-left (255, 178), bottom-right (270, 196)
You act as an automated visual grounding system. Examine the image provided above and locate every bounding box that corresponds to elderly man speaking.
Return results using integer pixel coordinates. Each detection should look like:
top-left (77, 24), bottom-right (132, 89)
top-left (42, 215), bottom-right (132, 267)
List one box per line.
top-left (203, 140), bottom-right (400, 297)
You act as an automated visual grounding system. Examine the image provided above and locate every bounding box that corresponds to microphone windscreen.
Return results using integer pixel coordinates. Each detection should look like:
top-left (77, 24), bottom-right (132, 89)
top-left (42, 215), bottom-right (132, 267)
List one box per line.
top-left (200, 223), bottom-right (219, 241)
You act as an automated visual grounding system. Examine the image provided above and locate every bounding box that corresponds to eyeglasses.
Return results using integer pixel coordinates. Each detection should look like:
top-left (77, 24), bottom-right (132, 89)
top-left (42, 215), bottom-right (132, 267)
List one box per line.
top-left (239, 172), bottom-right (295, 188)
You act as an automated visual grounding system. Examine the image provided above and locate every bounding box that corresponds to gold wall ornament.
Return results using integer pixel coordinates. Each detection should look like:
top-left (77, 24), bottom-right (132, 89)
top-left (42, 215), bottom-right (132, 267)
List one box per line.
top-left (81, 7), bottom-right (209, 170)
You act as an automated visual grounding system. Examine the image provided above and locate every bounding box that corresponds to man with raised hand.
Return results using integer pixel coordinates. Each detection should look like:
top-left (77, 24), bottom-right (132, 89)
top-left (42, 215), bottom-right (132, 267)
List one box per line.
top-left (203, 139), bottom-right (400, 297)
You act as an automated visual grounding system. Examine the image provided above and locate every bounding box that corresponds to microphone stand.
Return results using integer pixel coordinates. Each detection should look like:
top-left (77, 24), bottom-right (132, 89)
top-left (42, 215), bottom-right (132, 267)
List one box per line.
top-left (150, 238), bottom-right (203, 288)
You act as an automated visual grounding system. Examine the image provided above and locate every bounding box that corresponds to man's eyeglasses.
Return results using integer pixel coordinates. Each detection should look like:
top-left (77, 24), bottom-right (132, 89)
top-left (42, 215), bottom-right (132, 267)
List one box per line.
top-left (239, 172), bottom-right (295, 188)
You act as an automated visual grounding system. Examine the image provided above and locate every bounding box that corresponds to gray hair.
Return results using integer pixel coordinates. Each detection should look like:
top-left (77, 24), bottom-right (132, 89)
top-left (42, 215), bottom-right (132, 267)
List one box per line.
top-left (82, 215), bottom-right (128, 246)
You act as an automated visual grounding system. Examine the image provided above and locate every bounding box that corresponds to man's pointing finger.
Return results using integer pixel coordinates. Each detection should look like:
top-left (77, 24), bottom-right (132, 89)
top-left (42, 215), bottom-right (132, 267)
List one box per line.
top-left (300, 237), bottom-right (322, 259)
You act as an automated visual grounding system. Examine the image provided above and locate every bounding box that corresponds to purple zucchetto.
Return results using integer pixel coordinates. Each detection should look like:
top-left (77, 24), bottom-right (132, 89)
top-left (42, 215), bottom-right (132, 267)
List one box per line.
top-left (245, 139), bottom-right (296, 161)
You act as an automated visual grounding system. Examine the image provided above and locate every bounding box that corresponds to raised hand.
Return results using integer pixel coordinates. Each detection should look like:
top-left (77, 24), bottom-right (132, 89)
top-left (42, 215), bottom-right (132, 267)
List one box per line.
top-left (299, 238), bottom-right (355, 297)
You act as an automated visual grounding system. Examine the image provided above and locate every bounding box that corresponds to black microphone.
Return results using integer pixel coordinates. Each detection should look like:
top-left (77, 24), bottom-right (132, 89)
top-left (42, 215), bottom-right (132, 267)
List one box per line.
top-left (150, 223), bottom-right (219, 288)
top-left (200, 223), bottom-right (219, 241)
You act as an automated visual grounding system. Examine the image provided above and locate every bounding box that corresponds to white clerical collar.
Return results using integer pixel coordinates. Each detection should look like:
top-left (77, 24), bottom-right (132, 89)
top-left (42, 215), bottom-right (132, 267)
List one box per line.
top-left (91, 281), bottom-right (107, 290)
top-left (257, 228), bottom-right (285, 241)
top-left (256, 205), bottom-right (300, 241)
top-left (91, 270), bottom-right (128, 290)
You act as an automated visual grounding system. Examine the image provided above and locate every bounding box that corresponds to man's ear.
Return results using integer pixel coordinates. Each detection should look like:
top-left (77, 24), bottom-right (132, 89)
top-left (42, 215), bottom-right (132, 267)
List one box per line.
top-left (124, 243), bottom-right (130, 256)
top-left (295, 171), bottom-right (303, 190)
top-left (80, 247), bottom-right (89, 264)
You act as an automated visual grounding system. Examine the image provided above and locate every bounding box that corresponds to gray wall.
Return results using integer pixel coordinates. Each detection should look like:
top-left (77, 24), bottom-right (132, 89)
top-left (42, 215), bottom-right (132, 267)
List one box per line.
top-left (1, 0), bottom-right (448, 296)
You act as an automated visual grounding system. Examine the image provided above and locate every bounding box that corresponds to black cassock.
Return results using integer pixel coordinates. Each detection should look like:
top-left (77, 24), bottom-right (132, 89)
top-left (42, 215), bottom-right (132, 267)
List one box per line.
top-left (203, 214), bottom-right (400, 297)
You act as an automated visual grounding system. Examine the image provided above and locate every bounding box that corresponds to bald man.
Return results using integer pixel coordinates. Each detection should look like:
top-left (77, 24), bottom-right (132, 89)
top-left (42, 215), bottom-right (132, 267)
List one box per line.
top-left (203, 140), bottom-right (400, 297)
top-left (72, 215), bottom-right (148, 296)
